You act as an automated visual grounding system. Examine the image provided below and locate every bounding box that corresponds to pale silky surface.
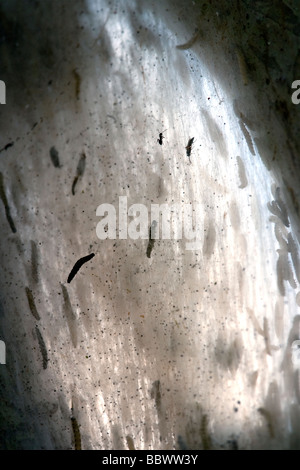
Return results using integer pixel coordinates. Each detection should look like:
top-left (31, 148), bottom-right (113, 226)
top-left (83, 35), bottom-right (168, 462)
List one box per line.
top-left (0, 0), bottom-right (300, 449)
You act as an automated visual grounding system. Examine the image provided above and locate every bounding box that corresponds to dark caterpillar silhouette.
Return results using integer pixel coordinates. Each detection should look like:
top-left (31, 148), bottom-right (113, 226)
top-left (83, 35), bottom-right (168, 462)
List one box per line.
top-left (200, 414), bottom-right (212, 450)
top-left (0, 172), bottom-right (16, 233)
top-left (25, 287), bottom-right (41, 321)
top-left (72, 152), bottom-right (86, 195)
top-left (0, 142), bottom-right (14, 153)
top-left (239, 120), bottom-right (255, 155)
top-left (71, 416), bottom-right (82, 450)
top-left (30, 240), bottom-right (39, 284)
top-left (146, 221), bottom-right (157, 258)
top-left (150, 379), bottom-right (161, 413)
top-left (61, 283), bottom-right (78, 348)
top-left (257, 407), bottom-right (275, 438)
top-left (126, 435), bottom-right (135, 450)
top-left (185, 137), bottom-right (194, 163)
top-left (67, 253), bottom-right (95, 283)
top-left (35, 325), bottom-right (48, 369)
top-left (49, 146), bottom-right (62, 168)
top-left (72, 68), bottom-right (81, 101)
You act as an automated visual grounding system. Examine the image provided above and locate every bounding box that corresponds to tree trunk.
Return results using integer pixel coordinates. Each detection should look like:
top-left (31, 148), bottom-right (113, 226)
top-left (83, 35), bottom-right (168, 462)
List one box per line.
top-left (0, 0), bottom-right (300, 450)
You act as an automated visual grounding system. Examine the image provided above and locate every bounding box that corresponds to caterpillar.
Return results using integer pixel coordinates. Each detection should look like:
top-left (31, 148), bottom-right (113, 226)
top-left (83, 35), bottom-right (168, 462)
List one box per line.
top-left (146, 221), bottom-right (157, 258)
top-left (71, 416), bottom-right (82, 450)
top-left (30, 240), bottom-right (39, 284)
top-left (49, 146), bottom-right (62, 168)
top-left (25, 287), bottom-right (41, 321)
top-left (72, 152), bottom-right (86, 195)
top-left (67, 252), bottom-right (95, 283)
top-left (35, 325), bottom-right (48, 369)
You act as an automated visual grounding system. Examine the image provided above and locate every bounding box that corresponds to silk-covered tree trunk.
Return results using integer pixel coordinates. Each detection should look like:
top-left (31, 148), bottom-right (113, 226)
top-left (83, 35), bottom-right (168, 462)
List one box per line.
top-left (1, 0), bottom-right (300, 450)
